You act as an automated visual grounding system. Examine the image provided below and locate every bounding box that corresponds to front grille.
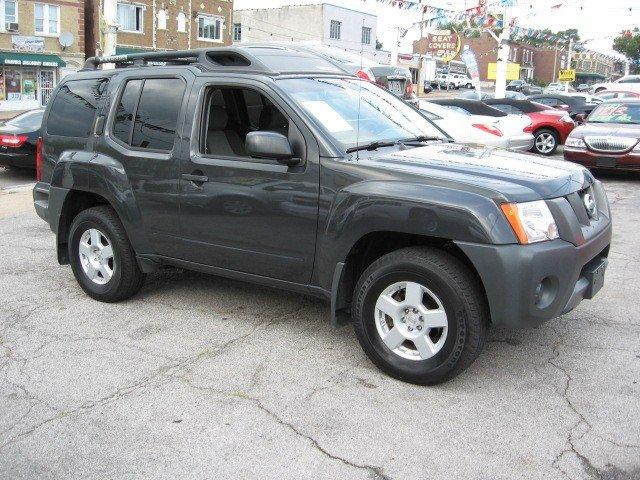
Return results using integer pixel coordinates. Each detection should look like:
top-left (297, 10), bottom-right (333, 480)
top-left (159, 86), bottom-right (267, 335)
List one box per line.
top-left (584, 136), bottom-right (637, 153)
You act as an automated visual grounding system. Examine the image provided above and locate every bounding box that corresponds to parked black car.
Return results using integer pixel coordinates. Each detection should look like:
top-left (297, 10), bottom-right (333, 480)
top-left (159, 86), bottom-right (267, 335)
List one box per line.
top-left (33, 47), bottom-right (611, 385)
top-left (527, 93), bottom-right (598, 120)
top-left (507, 80), bottom-right (542, 95)
top-left (0, 108), bottom-right (44, 170)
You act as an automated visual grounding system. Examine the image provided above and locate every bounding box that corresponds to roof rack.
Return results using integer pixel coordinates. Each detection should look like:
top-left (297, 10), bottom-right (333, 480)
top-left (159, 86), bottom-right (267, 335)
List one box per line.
top-left (82, 47), bottom-right (276, 74)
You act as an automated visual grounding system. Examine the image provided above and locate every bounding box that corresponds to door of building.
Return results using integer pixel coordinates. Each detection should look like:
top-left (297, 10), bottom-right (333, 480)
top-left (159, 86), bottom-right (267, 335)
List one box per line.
top-left (38, 70), bottom-right (55, 106)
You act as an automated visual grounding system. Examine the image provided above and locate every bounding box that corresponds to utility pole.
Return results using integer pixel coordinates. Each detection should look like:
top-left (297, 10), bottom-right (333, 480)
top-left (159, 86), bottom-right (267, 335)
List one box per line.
top-left (101, 0), bottom-right (119, 68)
top-left (390, 26), bottom-right (401, 67)
top-left (564, 37), bottom-right (573, 92)
top-left (493, 3), bottom-right (511, 99)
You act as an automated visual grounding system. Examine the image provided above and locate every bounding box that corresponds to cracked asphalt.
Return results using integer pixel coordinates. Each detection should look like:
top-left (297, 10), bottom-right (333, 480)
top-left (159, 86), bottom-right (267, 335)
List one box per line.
top-left (1, 175), bottom-right (639, 480)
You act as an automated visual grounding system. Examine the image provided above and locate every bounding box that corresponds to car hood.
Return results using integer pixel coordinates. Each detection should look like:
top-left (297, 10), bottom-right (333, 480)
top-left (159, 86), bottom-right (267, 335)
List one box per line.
top-left (571, 123), bottom-right (640, 139)
top-left (358, 142), bottom-right (591, 202)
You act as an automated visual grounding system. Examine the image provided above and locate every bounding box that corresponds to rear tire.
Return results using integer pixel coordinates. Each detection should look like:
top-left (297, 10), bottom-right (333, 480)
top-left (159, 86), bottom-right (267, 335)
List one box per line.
top-left (531, 128), bottom-right (559, 156)
top-left (351, 247), bottom-right (488, 385)
top-left (68, 205), bottom-right (145, 302)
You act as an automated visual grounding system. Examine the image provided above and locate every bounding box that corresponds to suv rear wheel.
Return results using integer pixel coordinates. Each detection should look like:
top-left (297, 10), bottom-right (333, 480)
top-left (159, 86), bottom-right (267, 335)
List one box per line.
top-left (68, 206), bottom-right (145, 302)
top-left (352, 247), bottom-right (488, 385)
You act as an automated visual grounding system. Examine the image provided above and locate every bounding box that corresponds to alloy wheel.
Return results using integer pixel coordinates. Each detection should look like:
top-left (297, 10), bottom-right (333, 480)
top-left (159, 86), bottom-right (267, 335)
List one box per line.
top-left (374, 281), bottom-right (448, 361)
top-left (535, 132), bottom-right (556, 154)
top-left (78, 228), bottom-right (114, 285)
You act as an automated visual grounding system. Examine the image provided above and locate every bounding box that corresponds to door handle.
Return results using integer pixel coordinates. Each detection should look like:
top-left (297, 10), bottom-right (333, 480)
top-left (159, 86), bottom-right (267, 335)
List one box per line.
top-left (181, 173), bottom-right (209, 185)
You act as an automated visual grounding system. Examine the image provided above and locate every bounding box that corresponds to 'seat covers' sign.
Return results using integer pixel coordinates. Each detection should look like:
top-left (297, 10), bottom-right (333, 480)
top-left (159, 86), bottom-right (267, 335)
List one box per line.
top-left (425, 30), bottom-right (461, 63)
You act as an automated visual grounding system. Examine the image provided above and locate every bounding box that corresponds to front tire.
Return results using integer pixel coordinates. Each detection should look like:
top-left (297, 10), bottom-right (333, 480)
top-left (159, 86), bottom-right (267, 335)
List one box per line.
top-left (531, 128), bottom-right (559, 155)
top-left (352, 247), bottom-right (488, 385)
top-left (68, 205), bottom-right (145, 302)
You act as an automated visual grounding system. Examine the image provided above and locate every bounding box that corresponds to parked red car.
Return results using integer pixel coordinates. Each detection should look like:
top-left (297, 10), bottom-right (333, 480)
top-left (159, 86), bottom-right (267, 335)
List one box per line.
top-left (594, 90), bottom-right (640, 101)
top-left (484, 99), bottom-right (575, 155)
top-left (564, 99), bottom-right (640, 171)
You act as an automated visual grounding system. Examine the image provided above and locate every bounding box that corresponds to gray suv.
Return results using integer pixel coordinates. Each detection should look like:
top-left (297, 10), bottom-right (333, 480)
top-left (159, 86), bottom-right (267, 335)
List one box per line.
top-left (33, 46), bottom-right (611, 385)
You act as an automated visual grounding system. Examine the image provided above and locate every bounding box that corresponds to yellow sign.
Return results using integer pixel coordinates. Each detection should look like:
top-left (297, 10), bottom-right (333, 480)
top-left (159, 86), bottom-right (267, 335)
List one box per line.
top-left (487, 62), bottom-right (520, 81)
top-left (558, 69), bottom-right (576, 82)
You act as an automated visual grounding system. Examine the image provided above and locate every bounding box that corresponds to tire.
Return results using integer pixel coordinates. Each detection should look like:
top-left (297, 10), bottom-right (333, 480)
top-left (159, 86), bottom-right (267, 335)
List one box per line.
top-left (352, 247), bottom-right (488, 385)
top-left (68, 205), bottom-right (145, 302)
top-left (531, 128), bottom-right (559, 156)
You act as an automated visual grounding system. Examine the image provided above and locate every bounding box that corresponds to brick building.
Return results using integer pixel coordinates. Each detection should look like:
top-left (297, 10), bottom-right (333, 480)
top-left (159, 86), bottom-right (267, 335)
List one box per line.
top-left (532, 46), bottom-right (568, 84)
top-left (84, 0), bottom-right (233, 58)
top-left (0, 0), bottom-right (86, 112)
top-left (573, 49), bottom-right (616, 85)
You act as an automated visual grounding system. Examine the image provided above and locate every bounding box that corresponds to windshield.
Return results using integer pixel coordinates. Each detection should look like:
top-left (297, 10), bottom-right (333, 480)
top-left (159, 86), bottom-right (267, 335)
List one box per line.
top-left (277, 78), bottom-right (443, 151)
top-left (588, 102), bottom-right (640, 124)
top-left (6, 110), bottom-right (44, 129)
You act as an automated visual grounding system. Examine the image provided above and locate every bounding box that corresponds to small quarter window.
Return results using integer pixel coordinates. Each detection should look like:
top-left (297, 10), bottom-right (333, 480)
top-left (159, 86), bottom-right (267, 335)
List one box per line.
top-left (112, 79), bottom-right (142, 145)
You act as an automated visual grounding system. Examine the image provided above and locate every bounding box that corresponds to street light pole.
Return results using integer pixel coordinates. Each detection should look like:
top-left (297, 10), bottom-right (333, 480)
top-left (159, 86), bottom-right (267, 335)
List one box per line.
top-left (101, 0), bottom-right (118, 68)
top-left (564, 37), bottom-right (573, 92)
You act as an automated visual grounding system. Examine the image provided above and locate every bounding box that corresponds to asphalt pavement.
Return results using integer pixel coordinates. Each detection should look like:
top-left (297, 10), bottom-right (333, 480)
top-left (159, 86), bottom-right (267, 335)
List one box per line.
top-left (0, 170), bottom-right (639, 479)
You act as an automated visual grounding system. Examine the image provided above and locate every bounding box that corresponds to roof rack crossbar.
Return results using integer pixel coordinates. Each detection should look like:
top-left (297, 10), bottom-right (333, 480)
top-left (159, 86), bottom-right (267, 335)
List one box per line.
top-left (84, 50), bottom-right (202, 70)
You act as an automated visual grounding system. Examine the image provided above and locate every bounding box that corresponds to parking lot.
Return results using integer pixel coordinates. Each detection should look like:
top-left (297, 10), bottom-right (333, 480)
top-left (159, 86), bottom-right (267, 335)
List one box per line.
top-left (0, 163), bottom-right (638, 479)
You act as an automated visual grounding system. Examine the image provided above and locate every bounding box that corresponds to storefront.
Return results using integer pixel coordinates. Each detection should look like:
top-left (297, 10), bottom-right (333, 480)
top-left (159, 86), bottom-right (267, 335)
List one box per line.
top-left (0, 52), bottom-right (66, 112)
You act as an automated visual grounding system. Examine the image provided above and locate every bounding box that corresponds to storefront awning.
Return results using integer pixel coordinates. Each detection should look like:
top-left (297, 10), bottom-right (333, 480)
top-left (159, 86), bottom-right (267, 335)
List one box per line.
top-left (0, 52), bottom-right (66, 68)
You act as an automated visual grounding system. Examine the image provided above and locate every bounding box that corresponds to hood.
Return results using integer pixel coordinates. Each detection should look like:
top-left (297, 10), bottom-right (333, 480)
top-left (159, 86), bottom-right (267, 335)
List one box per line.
top-left (357, 142), bottom-right (592, 203)
top-left (571, 122), bottom-right (640, 139)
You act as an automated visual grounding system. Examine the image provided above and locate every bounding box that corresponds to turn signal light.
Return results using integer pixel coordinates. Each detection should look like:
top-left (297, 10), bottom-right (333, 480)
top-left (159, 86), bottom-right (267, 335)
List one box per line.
top-left (472, 123), bottom-right (503, 137)
top-left (405, 82), bottom-right (414, 94)
top-left (0, 134), bottom-right (28, 147)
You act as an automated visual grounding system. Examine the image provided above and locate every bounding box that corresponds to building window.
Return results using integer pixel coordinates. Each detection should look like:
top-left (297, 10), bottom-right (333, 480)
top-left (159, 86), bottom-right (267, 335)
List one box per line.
top-left (233, 23), bottom-right (241, 42)
top-left (329, 20), bottom-right (341, 40)
top-left (362, 26), bottom-right (371, 45)
top-left (34, 4), bottom-right (59, 35)
top-left (118, 3), bottom-right (144, 33)
top-left (2, 0), bottom-right (17, 31)
top-left (176, 11), bottom-right (186, 32)
top-left (197, 15), bottom-right (223, 42)
top-left (157, 9), bottom-right (167, 30)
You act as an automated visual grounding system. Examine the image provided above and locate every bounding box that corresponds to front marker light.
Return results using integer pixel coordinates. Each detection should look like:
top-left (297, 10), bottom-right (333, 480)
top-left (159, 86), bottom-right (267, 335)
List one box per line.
top-left (565, 136), bottom-right (586, 148)
top-left (501, 200), bottom-right (559, 244)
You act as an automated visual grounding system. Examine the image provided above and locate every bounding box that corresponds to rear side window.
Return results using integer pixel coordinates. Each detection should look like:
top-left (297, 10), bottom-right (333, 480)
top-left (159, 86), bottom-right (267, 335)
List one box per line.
top-left (112, 78), bottom-right (185, 151)
top-left (48, 78), bottom-right (108, 137)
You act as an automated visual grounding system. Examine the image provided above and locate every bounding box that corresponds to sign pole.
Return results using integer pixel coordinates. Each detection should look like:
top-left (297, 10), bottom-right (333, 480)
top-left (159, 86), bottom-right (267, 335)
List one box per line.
top-left (564, 37), bottom-right (573, 93)
top-left (494, 3), bottom-right (511, 99)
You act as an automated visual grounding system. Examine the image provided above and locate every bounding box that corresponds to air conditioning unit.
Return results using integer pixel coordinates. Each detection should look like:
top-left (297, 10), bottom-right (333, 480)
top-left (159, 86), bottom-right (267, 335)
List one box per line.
top-left (6, 22), bottom-right (19, 32)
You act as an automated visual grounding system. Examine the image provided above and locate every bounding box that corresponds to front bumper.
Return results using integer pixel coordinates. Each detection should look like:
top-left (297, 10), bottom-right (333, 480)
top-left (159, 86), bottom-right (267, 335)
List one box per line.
top-left (455, 220), bottom-right (612, 328)
top-left (564, 147), bottom-right (640, 171)
top-left (508, 134), bottom-right (535, 151)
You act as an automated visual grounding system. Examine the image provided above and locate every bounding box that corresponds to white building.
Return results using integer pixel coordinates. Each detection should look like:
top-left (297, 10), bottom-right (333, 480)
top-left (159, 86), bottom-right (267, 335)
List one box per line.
top-left (233, 3), bottom-right (378, 58)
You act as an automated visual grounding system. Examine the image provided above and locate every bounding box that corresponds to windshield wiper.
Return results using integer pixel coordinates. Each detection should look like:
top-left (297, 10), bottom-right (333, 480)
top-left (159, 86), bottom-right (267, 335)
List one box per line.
top-left (398, 135), bottom-right (442, 143)
top-left (346, 141), bottom-right (397, 153)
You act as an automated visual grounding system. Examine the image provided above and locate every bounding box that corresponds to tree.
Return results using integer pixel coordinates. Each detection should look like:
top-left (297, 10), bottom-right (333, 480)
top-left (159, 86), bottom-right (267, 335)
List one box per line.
top-left (376, 39), bottom-right (383, 50)
top-left (613, 28), bottom-right (640, 74)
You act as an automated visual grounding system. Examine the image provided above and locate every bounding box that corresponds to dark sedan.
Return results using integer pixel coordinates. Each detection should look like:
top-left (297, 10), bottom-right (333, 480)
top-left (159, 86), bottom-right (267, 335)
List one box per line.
top-left (564, 99), bottom-right (640, 172)
top-left (527, 94), bottom-right (597, 120)
top-left (0, 109), bottom-right (44, 170)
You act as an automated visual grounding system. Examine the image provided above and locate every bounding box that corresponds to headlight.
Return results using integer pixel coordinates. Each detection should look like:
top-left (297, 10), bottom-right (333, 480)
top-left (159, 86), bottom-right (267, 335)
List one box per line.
top-left (560, 114), bottom-right (573, 124)
top-left (501, 200), bottom-right (559, 244)
top-left (565, 136), bottom-right (586, 148)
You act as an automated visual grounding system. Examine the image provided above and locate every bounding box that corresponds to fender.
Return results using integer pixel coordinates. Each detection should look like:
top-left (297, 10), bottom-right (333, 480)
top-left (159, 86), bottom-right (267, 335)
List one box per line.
top-left (50, 150), bottom-right (154, 256)
top-left (316, 180), bottom-right (518, 292)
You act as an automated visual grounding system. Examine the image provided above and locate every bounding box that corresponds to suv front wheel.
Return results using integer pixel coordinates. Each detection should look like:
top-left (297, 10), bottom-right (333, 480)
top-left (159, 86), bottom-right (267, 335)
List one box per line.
top-left (68, 205), bottom-right (145, 302)
top-left (352, 247), bottom-right (488, 385)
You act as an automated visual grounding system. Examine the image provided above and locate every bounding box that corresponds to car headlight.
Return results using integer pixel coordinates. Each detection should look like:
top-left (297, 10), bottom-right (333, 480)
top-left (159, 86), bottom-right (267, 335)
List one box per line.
top-left (565, 136), bottom-right (586, 148)
top-left (501, 200), bottom-right (559, 244)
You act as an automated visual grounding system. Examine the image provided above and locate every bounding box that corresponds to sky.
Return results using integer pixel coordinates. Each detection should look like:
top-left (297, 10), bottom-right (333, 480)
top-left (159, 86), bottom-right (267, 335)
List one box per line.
top-left (233, 0), bottom-right (640, 59)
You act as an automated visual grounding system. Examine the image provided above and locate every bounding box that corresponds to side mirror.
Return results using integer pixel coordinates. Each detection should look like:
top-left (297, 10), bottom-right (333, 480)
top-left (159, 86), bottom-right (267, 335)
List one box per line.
top-left (574, 113), bottom-right (587, 125)
top-left (245, 131), bottom-right (300, 166)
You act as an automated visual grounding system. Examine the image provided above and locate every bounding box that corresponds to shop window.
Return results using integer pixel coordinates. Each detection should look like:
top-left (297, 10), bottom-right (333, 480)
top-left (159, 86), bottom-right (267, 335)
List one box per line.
top-left (197, 15), bottom-right (222, 41)
top-left (21, 69), bottom-right (37, 100)
top-left (118, 3), bottom-right (144, 33)
top-left (34, 4), bottom-right (59, 35)
top-left (2, 0), bottom-right (17, 30)
top-left (157, 9), bottom-right (166, 30)
top-left (47, 78), bottom-right (109, 138)
top-left (177, 11), bottom-right (186, 32)
top-left (4, 69), bottom-right (21, 100)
